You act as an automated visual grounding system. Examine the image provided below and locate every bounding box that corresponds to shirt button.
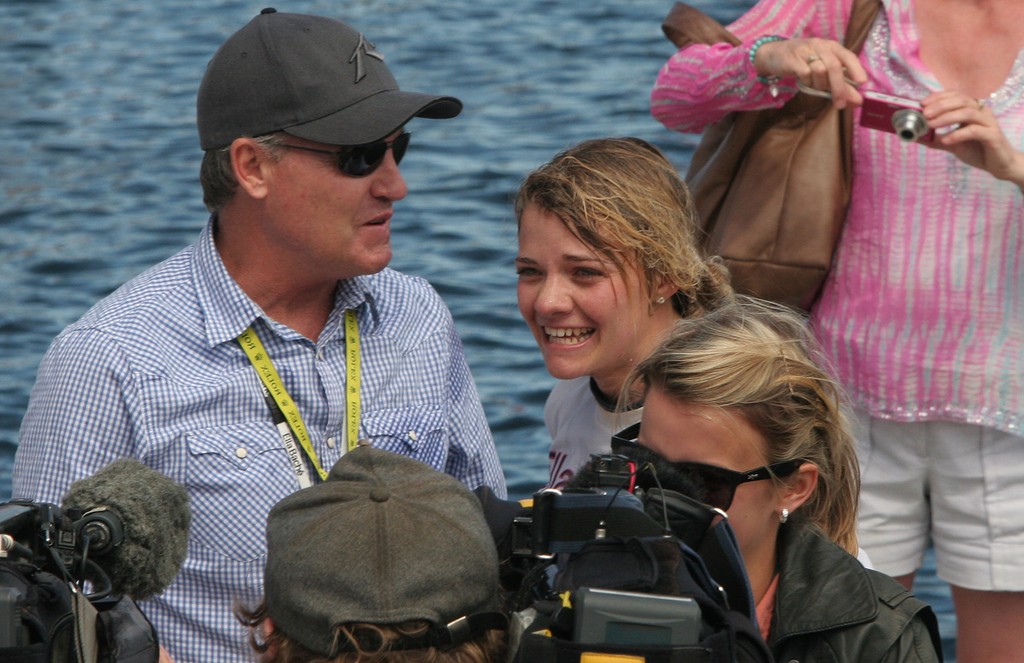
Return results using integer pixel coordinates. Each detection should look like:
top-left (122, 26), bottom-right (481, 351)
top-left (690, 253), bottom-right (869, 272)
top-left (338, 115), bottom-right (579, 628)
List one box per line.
top-left (235, 447), bottom-right (248, 459)
top-left (327, 437), bottom-right (336, 449)
top-left (408, 430), bottom-right (418, 441)
top-left (315, 348), bottom-right (325, 361)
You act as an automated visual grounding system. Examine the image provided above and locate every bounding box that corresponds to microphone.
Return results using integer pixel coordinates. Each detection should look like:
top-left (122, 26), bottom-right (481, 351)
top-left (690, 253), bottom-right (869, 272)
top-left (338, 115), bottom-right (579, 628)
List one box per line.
top-left (61, 458), bottom-right (191, 601)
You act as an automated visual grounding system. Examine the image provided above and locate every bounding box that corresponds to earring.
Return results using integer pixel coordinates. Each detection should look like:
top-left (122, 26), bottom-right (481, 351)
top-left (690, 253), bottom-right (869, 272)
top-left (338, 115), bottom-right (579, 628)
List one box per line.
top-left (780, 508), bottom-right (789, 524)
top-left (655, 296), bottom-right (666, 305)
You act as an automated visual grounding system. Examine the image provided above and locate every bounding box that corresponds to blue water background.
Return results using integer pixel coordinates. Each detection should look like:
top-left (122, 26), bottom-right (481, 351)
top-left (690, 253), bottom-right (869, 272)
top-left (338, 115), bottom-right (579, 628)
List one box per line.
top-left (1, 0), bottom-right (954, 657)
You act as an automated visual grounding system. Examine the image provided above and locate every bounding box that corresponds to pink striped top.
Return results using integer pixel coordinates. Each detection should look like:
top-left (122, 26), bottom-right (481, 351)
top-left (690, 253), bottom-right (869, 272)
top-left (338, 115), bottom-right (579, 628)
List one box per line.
top-left (652, 0), bottom-right (1024, 436)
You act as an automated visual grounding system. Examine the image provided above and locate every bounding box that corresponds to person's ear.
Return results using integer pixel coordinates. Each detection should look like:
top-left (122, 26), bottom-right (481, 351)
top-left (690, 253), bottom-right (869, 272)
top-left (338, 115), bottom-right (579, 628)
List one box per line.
top-left (656, 281), bottom-right (678, 302)
top-left (780, 462), bottom-right (819, 514)
top-left (651, 278), bottom-right (680, 309)
top-left (230, 137), bottom-right (273, 200)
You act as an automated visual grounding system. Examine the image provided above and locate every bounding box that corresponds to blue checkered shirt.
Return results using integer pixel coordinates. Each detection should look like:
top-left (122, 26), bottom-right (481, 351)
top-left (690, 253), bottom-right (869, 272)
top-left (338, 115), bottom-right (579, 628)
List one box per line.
top-left (13, 220), bottom-right (506, 663)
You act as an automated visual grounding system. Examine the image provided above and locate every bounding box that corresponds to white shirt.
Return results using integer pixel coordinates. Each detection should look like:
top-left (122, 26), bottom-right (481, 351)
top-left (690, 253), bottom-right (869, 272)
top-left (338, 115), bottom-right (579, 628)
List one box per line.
top-left (544, 376), bottom-right (643, 488)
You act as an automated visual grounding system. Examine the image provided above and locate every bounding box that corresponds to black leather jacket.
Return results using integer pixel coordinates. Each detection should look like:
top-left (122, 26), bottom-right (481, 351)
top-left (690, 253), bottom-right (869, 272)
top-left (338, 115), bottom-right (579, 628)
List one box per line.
top-left (769, 526), bottom-right (943, 663)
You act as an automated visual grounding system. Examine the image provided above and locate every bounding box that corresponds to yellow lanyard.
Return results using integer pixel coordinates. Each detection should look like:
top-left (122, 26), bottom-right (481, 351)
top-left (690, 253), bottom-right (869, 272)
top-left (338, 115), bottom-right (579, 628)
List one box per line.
top-left (237, 309), bottom-right (362, 483)
top-left (343, 309), bottom-right (361, 452)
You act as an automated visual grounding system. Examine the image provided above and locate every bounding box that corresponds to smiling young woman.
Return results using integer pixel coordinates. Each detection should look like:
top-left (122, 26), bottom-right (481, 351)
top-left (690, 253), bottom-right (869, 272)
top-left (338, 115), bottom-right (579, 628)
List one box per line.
top-left (513, 137), bottom-right (733, 488)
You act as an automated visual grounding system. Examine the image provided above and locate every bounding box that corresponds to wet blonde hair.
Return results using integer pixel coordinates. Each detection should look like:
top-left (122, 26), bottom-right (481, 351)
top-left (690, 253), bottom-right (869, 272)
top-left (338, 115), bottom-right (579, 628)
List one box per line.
top-left (514, 137), bottom-right (732, 317)
top-left (629, 296), bottom-right (860, 554)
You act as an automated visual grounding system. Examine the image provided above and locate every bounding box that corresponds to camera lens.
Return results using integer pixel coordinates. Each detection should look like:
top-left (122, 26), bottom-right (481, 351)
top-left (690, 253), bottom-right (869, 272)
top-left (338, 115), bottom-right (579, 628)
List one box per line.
top-left (891, 108), bottom-right (929, 142)
top-left (76, 508), bottom-right (124, 555)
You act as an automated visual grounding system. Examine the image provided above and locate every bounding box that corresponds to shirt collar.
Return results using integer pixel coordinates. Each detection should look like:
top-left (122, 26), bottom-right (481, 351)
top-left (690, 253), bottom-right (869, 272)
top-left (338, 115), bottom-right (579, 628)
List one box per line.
top-left (194, 217), bottom-right (263, 347)
top-left (589, 377), bottom-right (643, 413)
top-left (194, 216), bottom-right (378, 347)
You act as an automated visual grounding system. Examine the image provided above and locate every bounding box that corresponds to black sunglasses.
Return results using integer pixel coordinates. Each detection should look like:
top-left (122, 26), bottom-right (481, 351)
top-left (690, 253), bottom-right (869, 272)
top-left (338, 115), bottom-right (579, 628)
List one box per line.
top-left (277, 132), bottom-right (411, 177)
top-left (611, 423), bottom-right (803, 512)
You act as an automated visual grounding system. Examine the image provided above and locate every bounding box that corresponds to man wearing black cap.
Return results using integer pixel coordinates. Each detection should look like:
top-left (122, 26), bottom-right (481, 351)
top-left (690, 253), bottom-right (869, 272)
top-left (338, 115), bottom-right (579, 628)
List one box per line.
top-left (13, 9), bottom-right (506, 663)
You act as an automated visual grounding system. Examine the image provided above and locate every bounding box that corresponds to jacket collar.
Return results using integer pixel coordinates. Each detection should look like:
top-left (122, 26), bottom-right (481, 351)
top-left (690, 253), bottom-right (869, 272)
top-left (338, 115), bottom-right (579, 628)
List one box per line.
top-left (771, 525), bottom-right (878, 643)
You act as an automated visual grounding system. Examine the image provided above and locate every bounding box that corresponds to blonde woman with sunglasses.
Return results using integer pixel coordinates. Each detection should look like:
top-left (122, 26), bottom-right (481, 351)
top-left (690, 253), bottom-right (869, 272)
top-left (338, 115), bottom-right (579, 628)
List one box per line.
top-left (624, 296), bottom-right (941, 662)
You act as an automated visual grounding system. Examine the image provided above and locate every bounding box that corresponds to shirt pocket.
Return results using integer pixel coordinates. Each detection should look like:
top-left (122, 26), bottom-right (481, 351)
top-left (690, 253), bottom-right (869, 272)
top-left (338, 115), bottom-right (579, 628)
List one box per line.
top-left (360, 407), bottom-right (448, 465)
top-left (185, 422), bottom-right (296, 562)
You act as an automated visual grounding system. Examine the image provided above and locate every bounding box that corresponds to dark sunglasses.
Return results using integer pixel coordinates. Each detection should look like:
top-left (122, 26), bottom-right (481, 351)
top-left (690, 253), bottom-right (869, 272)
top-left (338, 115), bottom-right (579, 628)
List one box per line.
top-left (277, 132), bottom-right (411, 177)
top-left (611, 423), bottom-right (803, 512)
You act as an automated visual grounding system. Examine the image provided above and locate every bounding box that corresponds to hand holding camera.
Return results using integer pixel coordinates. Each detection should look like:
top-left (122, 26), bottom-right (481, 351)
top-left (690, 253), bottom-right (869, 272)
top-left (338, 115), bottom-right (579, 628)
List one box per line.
top-left (751, 36), bottom-right (1024, 186)
top-left (857, 88), bottom-right (1024, 187)
top-left (920, 89), bottom-right (1024, 187)
top-left (750, 36), bottom-right (868, 108)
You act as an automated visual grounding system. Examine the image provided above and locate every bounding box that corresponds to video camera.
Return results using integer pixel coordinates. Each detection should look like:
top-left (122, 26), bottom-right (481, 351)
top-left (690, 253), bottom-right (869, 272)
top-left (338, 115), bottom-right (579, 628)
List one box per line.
top-left (2, 459), bottom-right (192, 663)
top-left (0, 499), bottom-right (158, 663)
top-left (478, 446), bottom-right (773, 663)
top-left (1, 499), bottom-right (124, 593)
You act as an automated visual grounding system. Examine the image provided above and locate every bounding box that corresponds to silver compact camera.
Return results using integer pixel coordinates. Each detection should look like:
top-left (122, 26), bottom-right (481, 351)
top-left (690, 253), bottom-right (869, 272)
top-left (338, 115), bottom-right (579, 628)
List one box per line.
top-left (860, 90), bottom-right (934, 142)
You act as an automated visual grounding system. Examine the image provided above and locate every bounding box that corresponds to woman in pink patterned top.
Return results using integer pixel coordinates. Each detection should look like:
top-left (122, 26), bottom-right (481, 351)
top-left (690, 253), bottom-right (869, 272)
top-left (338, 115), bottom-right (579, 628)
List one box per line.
top-left (651, 1), bottom-right (1024, 660)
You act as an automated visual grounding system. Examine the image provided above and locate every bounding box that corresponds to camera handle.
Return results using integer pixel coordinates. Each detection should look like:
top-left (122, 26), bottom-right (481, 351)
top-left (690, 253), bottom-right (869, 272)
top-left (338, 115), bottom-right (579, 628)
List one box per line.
top-left (517, 490), bottom-right (664, 559)
top-left (0, 534), bottom-right (35, 562)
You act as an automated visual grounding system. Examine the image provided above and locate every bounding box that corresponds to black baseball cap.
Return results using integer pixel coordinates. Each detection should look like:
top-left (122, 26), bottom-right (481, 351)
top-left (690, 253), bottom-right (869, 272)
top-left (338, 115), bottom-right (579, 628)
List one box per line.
top-left (197, 9), bottom-right (462, 150)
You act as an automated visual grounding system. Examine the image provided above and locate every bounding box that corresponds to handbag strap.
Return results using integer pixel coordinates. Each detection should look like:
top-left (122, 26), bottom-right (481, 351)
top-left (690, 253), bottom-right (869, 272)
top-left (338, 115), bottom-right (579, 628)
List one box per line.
top-left (662, 3), bottom-right (738, 48)
top-left (844, 0), bottom-right (881, 53)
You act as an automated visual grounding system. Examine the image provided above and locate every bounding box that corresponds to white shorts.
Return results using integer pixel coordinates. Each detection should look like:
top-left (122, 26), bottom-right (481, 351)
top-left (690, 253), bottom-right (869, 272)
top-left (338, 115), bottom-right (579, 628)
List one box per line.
top-left (855, 411), bottom-right (1024, 591)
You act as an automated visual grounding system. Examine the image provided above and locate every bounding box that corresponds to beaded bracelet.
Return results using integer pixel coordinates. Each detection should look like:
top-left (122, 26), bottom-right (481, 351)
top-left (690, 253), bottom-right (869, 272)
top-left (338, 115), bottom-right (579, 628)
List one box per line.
top-left (748, 35), bottom-right (786, 85)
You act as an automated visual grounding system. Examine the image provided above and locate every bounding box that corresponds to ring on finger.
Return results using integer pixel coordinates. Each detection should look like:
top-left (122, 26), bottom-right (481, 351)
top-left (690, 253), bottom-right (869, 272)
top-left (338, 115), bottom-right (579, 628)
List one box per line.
top-left (806, 54), bottom-right (822, 64)
top-left (976, 98), bottom-right (986, 111)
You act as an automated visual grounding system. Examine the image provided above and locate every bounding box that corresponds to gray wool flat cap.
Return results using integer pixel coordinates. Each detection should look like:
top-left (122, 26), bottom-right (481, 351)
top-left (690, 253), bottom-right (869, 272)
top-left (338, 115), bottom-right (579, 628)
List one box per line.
top-left (264, 445), bottom-right (500, 656)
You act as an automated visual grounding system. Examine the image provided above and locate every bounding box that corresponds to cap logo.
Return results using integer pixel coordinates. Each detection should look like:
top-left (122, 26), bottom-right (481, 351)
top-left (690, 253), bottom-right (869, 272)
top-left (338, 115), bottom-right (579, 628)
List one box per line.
top-left (348, 34), bottom-right (384, 83)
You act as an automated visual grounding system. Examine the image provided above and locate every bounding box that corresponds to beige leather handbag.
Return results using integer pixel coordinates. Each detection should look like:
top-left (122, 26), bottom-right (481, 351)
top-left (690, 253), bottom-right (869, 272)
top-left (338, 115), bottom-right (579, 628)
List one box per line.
top-left (663, 0), bottom-right (880, 311)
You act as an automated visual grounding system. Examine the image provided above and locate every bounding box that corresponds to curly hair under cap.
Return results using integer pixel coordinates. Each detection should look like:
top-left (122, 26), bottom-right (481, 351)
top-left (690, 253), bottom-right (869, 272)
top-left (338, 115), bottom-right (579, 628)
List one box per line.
top-left (237, 600), bottom-right (507, 663)
top-left (514, 137), bottom-right (732, 318)
top-left (628, 296), bottom-right (861, 555)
